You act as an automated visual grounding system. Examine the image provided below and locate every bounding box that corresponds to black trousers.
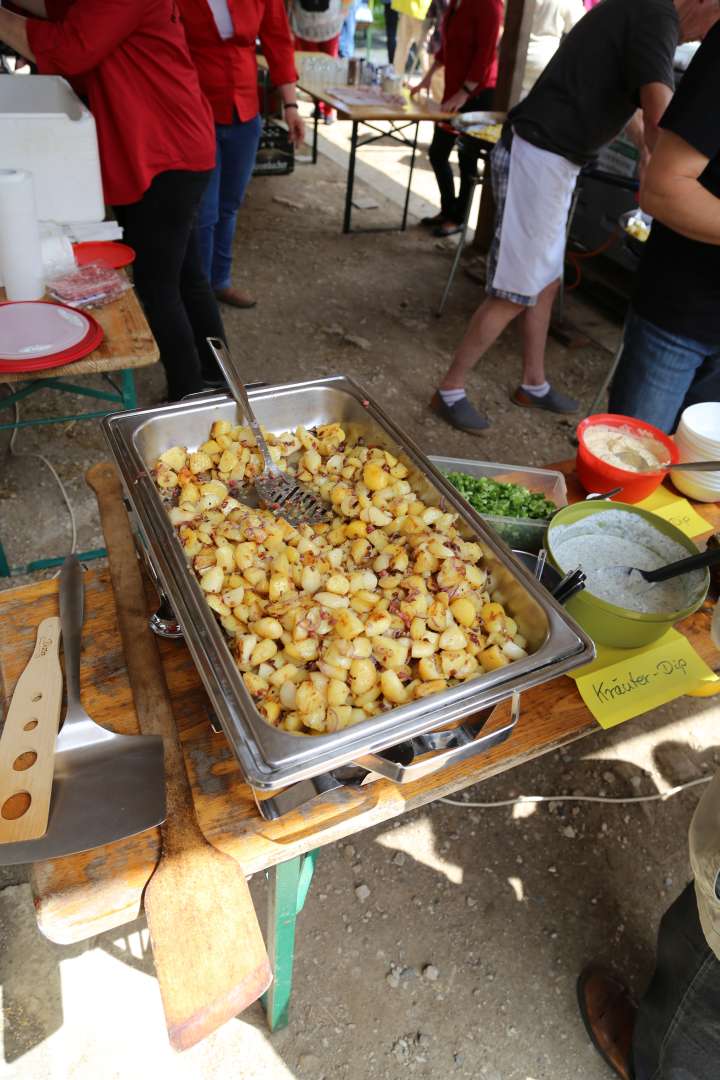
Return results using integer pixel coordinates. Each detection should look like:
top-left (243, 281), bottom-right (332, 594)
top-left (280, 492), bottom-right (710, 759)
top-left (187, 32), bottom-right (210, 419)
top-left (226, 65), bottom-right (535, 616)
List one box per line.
top-left (384, 3), bottom-right (399, 65)
top-left (114, 169), bottom-right (226, 401)
top-left (633, 883), bottom-right (720, 1079)
top-left (428, 89), bottom-right (493, 224)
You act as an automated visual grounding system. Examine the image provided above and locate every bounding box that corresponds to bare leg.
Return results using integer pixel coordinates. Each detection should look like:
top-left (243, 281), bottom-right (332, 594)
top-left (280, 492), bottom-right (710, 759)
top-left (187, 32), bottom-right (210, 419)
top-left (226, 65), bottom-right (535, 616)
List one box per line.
top-left (439, 295), bottom-right (523, 390)
top-left (519, 278), bottom-right (559, 386)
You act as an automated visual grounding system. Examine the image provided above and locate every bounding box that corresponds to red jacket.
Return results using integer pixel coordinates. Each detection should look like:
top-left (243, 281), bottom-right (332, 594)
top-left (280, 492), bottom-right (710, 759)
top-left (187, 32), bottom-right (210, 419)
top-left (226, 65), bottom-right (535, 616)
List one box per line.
top-left (176, 0), bottom-right (298, 124)
top-left (436, 0), bottom-right (503, 100)
top-left (28, 0), bottom-right (215, 206)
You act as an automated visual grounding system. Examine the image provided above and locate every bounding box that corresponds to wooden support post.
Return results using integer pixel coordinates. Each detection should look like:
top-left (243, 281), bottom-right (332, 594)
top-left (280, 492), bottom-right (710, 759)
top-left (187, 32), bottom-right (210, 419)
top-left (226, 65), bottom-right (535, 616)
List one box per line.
top-left (472, 0), bottom-right (536, 251)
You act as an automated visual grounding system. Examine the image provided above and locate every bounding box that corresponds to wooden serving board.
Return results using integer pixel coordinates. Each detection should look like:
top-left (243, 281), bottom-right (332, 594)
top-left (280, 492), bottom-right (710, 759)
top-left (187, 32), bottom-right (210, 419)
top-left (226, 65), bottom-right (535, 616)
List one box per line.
top-left (0, 562), bottom-right (714, 946)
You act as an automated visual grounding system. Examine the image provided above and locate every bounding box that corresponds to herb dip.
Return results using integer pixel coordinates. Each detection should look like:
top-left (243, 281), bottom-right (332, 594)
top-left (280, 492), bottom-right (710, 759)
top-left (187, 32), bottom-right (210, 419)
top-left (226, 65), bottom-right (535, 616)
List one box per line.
top-left (551, 510), bottom-right (705, 615)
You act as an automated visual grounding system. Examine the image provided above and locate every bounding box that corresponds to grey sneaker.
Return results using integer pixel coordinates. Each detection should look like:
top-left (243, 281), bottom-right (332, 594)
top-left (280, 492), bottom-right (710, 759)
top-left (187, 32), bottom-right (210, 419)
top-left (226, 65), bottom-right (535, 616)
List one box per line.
top-left (430, 392), bottom-right (490, 434)
top-left (511, 385), bottom-right (579, 414)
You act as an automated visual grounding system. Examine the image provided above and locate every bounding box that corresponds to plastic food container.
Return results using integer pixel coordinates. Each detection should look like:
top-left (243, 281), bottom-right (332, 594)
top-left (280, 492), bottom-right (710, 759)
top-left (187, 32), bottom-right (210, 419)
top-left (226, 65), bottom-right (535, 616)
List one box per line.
top-left (430, 456), bottom-right (567, 553)
top-left (576, 413), bottom-right (678, 503)
top-left (0, 76), bottom-right (104, 223)
top-left (546, 501), bottom-right (709, 648)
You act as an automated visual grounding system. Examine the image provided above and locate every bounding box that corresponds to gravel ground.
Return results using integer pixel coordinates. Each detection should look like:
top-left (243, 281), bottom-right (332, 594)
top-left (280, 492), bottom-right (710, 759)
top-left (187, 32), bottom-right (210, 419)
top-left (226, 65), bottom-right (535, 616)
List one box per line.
top-left (1, 137), bottom-right (718, 1080)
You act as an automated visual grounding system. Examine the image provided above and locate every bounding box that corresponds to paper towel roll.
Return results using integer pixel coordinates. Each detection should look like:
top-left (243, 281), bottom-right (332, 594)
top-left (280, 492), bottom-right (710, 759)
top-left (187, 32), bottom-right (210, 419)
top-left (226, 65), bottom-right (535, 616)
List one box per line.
top-left (0, 170), bottom-right (44, 301)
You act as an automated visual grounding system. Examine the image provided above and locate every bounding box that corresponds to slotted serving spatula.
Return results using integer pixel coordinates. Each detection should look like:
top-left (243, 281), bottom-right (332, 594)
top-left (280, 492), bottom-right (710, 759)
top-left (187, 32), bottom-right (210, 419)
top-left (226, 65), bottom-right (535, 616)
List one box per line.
top-left (0, 617), bottom-right (62, 843)
top-left (0, 557), bottom-right (166, 866)
top-left (206, 336), bottom-right (333, 526)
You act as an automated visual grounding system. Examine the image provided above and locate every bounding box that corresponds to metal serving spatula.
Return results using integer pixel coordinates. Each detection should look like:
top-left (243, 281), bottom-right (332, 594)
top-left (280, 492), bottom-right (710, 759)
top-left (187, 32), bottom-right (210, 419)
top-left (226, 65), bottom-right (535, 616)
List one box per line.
top-left (206, 337), bottom-right (333, 526)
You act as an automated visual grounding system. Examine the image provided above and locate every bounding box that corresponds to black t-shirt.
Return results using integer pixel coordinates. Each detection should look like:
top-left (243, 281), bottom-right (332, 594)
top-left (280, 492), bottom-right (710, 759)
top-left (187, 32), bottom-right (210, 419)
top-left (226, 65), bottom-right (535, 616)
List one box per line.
top-left (634, 24), bottom-right (720, 343)
top-left (508, 0), bottom-right (677, 165)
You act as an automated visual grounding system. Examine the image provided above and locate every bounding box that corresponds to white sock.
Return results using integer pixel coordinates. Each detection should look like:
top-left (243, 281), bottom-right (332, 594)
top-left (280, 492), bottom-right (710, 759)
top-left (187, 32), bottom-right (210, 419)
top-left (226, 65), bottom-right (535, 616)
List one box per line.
top-left (438, 388), bottom-right (466, 406)
top-left (521, 381), bottom-right (550, 398)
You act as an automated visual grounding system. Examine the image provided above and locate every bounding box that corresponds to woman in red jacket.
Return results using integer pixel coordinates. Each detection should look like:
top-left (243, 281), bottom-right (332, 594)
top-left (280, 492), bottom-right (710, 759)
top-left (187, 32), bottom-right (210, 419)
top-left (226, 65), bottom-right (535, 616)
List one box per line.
top-left (177, 0), bottom-right (304, 310)
top-left (0, 0), bottom-right (227, 400)
top-left (412, 0), bottom-right (503, 237)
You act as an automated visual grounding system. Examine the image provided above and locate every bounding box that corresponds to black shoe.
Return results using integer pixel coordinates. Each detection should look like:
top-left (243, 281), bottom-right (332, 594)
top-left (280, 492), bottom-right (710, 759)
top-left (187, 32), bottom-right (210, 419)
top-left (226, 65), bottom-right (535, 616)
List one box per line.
top-left (430, 391), bottom-right (490, 433)
top-left (432, 221), bottom-right (463, 237)
top-left (420, 212), bottom-right (446, 228)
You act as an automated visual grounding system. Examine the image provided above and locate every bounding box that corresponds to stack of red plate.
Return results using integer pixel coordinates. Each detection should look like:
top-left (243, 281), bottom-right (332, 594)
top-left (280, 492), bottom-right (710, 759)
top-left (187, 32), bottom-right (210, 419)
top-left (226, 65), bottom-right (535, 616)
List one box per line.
top-left (0, 300), bottom-right (104, 374)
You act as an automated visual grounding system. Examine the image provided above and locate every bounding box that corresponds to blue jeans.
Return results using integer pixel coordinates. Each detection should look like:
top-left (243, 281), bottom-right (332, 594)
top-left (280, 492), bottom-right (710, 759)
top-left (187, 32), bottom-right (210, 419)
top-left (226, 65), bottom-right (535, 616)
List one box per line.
top-left (609, 309), bottom-right (720, 433)
top-left (199, 113), bottom-right (263, 291)
top-left (339, 0), bottom-right (360, 58)
top-left (633, 883), bottom-right (720, 1080)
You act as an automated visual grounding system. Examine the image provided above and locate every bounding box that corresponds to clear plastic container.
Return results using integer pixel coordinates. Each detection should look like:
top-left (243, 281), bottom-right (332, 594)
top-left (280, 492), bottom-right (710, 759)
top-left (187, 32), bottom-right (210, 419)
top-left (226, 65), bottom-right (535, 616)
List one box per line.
top-left (429, 455), bottom-right (568, 554)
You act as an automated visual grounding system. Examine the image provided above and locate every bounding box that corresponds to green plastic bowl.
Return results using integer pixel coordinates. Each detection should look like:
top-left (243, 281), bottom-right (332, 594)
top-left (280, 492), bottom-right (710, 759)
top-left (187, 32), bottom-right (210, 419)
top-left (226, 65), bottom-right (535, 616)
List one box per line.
top-left (546, 501), bottom-right (709, 648)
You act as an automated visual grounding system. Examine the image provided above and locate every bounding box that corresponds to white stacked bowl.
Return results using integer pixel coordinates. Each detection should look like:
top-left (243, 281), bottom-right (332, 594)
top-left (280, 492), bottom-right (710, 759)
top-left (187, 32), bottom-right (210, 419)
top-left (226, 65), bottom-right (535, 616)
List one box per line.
top-left (671, 402), bottom-right (720, 502)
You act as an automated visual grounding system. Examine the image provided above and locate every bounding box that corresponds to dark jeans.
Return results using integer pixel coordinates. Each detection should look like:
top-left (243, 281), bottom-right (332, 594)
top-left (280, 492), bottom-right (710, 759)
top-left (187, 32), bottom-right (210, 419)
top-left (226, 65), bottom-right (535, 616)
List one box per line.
top-left (633, 883), bottom-right (720, 1080)
top-left (199, 114), bottom-right (263, 291)
top-left (609, 308), bottom-right (720, 433)
top-left (114, 169), bottom-right (226, 401)
top-left (384, 2), bottom-right (399, 64)
top-left (428, 89), bottom-right (493, 223)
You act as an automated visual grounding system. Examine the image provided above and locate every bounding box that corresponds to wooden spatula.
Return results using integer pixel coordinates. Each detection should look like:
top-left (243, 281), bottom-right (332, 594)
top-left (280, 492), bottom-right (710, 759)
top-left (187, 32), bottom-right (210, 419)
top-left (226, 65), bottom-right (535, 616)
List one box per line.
top-left (0, 617), bottom-right (62, 842)
top-left (87, 462), bottom-right (272, 1052)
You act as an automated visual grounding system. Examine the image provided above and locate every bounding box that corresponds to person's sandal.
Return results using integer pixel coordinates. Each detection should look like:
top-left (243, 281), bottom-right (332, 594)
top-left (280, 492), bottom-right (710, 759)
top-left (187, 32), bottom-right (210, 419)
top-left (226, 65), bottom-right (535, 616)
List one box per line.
top-left (430, 391), bottom-right (490, 434)
top-left (577, 964), bottom-right (636, 1080)
top-left (511, 384), bottom-right (579, 414)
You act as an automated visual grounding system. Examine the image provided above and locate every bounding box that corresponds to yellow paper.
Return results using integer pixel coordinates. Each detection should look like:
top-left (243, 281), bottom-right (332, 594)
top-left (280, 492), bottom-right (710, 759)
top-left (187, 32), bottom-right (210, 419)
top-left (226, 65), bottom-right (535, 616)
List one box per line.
top-left (637, 487), bottom-right (678, 511)
top-left (569, 629), bottom-right (714, 729)
top-left (650, 498), bottom-right (713, 539)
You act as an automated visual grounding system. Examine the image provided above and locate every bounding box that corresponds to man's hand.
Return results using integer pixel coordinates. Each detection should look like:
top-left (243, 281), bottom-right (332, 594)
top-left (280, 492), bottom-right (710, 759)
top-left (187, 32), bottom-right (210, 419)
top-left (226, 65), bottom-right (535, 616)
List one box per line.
top-left (285, 109), bottom-right (305, 148)
top-left (442, 89), bottom-right (469, 113)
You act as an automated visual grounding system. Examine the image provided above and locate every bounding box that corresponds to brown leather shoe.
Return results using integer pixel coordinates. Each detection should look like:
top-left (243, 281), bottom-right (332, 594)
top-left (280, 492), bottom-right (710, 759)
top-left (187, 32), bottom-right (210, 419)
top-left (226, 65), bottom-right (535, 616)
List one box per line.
top-left (214, 287), bottom-right (257, 309)
top-left (577, 964), bottom-right (637, 1080)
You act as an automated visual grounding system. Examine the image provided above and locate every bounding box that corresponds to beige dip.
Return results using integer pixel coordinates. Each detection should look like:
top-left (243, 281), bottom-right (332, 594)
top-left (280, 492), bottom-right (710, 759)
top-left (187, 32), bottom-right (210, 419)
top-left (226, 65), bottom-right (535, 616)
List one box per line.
top-left (584, 424), bottom-right (668, 473)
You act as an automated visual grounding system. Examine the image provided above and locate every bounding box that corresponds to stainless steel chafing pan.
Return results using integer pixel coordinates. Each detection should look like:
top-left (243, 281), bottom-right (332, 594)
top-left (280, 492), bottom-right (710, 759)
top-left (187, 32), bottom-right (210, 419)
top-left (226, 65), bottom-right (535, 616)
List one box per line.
top-left (103, 376), bottom-right (594, 792)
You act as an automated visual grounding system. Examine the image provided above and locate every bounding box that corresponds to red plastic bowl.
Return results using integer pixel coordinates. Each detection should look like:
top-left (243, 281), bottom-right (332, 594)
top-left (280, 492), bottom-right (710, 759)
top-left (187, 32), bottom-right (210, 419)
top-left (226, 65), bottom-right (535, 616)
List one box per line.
top-left (576, 413), bottom-right (679, 503)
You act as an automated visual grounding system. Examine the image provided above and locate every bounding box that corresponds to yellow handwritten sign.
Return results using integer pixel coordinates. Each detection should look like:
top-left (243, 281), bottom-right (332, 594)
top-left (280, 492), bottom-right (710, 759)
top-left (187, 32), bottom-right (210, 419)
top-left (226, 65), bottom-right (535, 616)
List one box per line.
top-left (569, 629), bottom-right (715, 729)
top-left (637, 487), bottom-right (678, 512)
top-left (650, 498), bottom-right (713, 539)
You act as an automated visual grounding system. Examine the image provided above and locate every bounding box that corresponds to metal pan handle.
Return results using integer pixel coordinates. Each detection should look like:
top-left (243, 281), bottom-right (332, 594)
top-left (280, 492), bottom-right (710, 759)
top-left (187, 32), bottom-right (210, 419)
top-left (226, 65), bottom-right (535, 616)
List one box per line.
top-left (255, 693), bottom-right (520, 819)
top-left (352, 691), bottom-right (520, 783)
top-left (254, 769), bottom-right (363, 822)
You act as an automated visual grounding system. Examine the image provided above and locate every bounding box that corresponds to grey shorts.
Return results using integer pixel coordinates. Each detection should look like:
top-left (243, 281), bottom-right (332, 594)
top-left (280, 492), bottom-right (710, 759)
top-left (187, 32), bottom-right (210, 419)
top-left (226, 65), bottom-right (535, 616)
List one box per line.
top-left (485, 140), bottom-right (536, 307)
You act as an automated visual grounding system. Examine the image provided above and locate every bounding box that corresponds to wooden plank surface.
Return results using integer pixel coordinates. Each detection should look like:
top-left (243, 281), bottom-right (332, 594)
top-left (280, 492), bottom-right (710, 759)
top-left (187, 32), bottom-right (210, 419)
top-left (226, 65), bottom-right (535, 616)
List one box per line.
top-left (260, 50), bottom-right (453, 122)
top-left (297, 79), bottom-right (454, 122)
top-left (1, 483), bottom-right (715, 944)
top-left (0, 285), bottom-right (158, 383)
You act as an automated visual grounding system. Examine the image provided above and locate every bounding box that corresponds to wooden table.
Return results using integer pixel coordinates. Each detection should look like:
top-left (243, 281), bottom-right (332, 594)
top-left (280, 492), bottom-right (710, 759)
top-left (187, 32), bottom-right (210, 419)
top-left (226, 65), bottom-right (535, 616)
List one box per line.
top-left (0, 286), bottom-right (158, 576)
top-left (1, 473), bottom-right (718, 1032)
top-left (265, 53), bottom-right (453, 233)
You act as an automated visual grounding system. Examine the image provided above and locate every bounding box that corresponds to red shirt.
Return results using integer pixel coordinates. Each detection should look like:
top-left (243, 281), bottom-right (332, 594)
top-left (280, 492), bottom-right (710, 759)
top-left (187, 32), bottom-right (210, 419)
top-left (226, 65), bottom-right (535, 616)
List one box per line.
top-left (436, 0), bottom-right (503, 100)
top-left (27, 0), bottom-right (216, 206)
top-left (176, 0), bottom-right (298, 125)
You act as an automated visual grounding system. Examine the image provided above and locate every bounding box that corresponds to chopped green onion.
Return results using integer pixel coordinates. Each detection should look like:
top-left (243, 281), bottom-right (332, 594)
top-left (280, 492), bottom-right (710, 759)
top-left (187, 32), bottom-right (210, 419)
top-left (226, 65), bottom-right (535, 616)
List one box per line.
top-left (446, 472), bottom-right (557, 521)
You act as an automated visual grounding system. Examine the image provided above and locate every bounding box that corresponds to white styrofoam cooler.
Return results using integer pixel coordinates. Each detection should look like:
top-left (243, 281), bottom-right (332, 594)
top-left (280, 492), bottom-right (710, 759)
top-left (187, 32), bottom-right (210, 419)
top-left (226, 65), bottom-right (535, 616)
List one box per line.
top-left (0, 75), bottom-right (104, 223)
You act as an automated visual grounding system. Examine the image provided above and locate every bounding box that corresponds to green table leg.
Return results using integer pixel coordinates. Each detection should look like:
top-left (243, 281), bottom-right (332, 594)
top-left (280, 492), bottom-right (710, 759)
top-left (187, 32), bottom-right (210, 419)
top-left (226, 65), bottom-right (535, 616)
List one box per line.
top-left (119, 368), bottom-right (137, 409)
top-left (262, 850), bottom-right (318, 1031)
